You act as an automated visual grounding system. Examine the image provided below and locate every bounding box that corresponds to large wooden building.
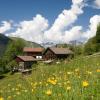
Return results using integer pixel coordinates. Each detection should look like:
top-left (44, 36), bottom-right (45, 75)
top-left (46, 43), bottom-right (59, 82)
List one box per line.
top-left (43, 47), bottom-right (74, 60)
top-left (23, 47), bottom-right (44, 59)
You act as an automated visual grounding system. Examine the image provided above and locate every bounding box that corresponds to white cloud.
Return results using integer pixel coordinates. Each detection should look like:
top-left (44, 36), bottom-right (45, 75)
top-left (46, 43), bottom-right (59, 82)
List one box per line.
top-left (9, 14), bottom-right (49, 43)
top-left (63, 26), bottom-right (83, 43)
top-left (94, 0), bottom-right (100, 9)
top-left (8, 0), bottom-right (85, 44)
top-left (72, 0), bottom-right (84, 5)
top-left (7, 0), bottom-right (100, 44)
top-left (0, 21), bottom-right (12, 33)
top-left (86, 0), bottom-right (100, 9)
top-left (83, 15), bottom-right (100, 40)
top-left (44, 0), bottom-right (84, 42)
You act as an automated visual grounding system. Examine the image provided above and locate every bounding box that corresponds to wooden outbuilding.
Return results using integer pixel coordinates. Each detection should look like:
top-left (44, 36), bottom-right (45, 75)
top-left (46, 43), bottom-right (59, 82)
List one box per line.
top-left (43, 47), bottom-right (74, 60)
top-left (15, 56), bottom-right (37, 71)
top-left (23, 47), bottom-right (44, 59)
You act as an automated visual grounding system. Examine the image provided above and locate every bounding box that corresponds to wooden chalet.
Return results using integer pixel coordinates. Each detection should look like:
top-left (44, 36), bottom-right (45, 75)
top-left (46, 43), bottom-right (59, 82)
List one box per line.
top-left (23, 47), bottom-right (44, 59)
top-left (43, 47), bottom-right (74, 60)
top-left (15, 56), bottom-right (37, 70)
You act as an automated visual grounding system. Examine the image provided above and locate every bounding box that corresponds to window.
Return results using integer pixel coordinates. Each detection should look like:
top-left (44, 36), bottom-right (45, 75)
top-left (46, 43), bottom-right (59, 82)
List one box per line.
top-left (36, 56), bottom-right (42, 59)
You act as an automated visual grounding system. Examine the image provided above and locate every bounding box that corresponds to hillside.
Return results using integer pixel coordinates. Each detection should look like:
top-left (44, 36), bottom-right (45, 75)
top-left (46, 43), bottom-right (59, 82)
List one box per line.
top-left (0, 55), bottom-right (100, 100)
top-left (0, 34), bottom-right (42, 57)
top-left (0, 34), bottom-right (11, 57)
top-left (10, 37), bottom-right (42, 48)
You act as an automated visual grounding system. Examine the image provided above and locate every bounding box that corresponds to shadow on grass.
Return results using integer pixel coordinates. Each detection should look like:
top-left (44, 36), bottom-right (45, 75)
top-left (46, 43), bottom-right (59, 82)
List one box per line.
top-left (0, 75), bottom-right (6, 79)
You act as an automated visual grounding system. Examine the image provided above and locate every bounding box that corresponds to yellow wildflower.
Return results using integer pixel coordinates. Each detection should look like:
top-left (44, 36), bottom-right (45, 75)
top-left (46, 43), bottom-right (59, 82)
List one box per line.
top-left (47, 78), bottom-right (57, 85)
top-left (66, 86), bottom-right (71, 91)
top-left (17, 84), bottom-right (21, 87)
top-left (12, 88), bottom-right (15, 91)
top-left (67, 80), bottom-right (70, 84)
top-left (75, 68), bottom-right (80, 72)
top-left (8, 84), bottom-right (11, 87)
top-left (58, 93), bottom-right (62, 96)
top-left (32, 89), bottom-right (34, 92)
top-left (46, 89), bottom-right (52, 96)
top-left (82, 81), bottom-right (89, 87)
top-left (86, 71), bottom-right (92, 75)
top-left (24, 90), bottom-right (28, 92)
top-left (39, 82), bottom-right (42, 85)
top-left (34, 82), bottom-right (37, 86)
top-left (31, 82), bottom-right (33, 86)
top-left (16, 91), bottom-right (21, 95)
top-left (15, 88), bottom-right (19, 91)
top-left (96, 69), bottom-right (100, 72)
top-left (7, 96), bottom-right (12, 99)
top-left (67, 72), bottom-right (72, 75)
top-left (46, 83), bottom-right (48, 86)
top-left (0, 97), bottom-right (4, 100)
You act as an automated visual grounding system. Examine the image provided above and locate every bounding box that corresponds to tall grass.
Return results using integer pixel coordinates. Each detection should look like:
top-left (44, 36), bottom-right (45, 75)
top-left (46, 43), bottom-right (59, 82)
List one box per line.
top-left (0, 56), bottom-right (100, 100)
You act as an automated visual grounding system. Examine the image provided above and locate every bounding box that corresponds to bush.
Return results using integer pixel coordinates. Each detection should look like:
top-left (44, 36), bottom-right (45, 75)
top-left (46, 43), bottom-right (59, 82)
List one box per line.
top-left (6, 60), bottom-right (18, 73)
top-left (84, 24), bottom-right (100, 55)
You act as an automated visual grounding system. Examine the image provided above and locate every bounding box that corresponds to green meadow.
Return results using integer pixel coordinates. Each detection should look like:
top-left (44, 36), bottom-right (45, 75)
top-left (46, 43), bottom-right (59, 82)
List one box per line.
top-left (0, 55), bottom-right (100, 100)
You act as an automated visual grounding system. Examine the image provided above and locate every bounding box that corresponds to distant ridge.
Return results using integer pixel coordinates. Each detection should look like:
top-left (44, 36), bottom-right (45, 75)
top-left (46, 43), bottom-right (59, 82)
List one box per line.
top-left (0, 34), bottom-right (42, 57)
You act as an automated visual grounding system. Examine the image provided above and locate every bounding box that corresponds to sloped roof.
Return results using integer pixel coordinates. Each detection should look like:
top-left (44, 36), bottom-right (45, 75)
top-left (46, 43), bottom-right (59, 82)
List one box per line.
top-left (48, 47), bottom-right (73, 55)
top-left (17, 56), bottom-right (36, 61)
top-left (23, 47), bottom-right (44, 52)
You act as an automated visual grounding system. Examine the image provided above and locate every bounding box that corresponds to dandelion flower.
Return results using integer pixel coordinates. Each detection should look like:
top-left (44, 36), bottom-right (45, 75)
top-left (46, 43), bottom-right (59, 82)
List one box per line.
top-left (67, 72), bottom-right (72, 75)
top-left (66, 86), bottom-right (71, 91)
top-left (7, 96), bottom-right (12, 99)
top-left (8, 84), bottom-right (11, 87)
top-left (47, 78), bottom-right (57, 85)
top-left (32, 89), bottom-right (34, 92)
top-left (24, 90), bottom-right (28, 92)
top-left (0, 97), bottom-right (4, 100)
top-left (75, 68), bottom-right (80, 72)
top-left (12, 88), bottom-right (15, 91)
top-left (39, 82), bottom-right (42, 85)
top-left (16, 91), bottom-right (21, 95)
top-left (86, 71), bottom-right (92, 75)
top-left (15, 88), bottom-right (19, 91)
top-left (67, 80), bottom-right (70, 84)
top-left (96, 69), bottom-right (100, 72)
top-left (17, 84), bottom-right (21, 87)
top-left (46, 89), bottom-right (52, 96)
top-left (58, 93), bottom-right (62, 96)
top-left (82, 81), bottom-right (89, 87)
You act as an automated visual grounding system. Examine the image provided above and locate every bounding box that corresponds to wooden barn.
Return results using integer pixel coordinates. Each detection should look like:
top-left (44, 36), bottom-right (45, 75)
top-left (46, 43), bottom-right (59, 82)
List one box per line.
top-left (23, 47), bottom-right (44, 59)
top-left (43, 47), bottom-right (74, 60)
top-left (15, 56), bottom-right (37, 70)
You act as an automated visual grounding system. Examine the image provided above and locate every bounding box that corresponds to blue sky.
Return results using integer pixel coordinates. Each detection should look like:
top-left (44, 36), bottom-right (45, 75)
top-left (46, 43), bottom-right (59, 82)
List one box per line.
top-left (0, 0), bottom-right (70, 24)
top-left (0, 0), bottom-right (99, 26)
top-left (0, 0), bottom-right (100, 43)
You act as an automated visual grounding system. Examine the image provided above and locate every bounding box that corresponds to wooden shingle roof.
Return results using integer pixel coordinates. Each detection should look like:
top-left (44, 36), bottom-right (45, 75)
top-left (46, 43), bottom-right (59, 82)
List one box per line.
top-left (23, 47), bottom-right (44, 52)
top-left (44, 47), bottom-right (73, 55)
top-left (16, 56), bottom-right (36, 61)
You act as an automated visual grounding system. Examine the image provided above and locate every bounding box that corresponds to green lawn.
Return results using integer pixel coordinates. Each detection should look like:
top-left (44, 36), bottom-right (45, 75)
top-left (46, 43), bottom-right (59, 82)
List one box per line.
top-left (0, 56), bottom-right (100, 100)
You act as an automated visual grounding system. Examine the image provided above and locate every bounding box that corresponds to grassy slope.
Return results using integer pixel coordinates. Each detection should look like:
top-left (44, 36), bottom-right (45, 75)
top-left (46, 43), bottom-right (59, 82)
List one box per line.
top-left (10, 37), bottom-right (42, 48)
top-left (0, 55), bottom-right (100, 100)
top-left (0, 35), bottom-right (42, 57)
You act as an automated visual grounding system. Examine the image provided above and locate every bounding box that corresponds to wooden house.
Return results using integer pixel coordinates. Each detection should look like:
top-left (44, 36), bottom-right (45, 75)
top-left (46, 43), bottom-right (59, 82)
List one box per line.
top-left (23, 47), bottom-right (44, 59)
top-left (15, 56), bottom-right (37, 71)
top-left (43, 47), bottom-right (74, 60)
